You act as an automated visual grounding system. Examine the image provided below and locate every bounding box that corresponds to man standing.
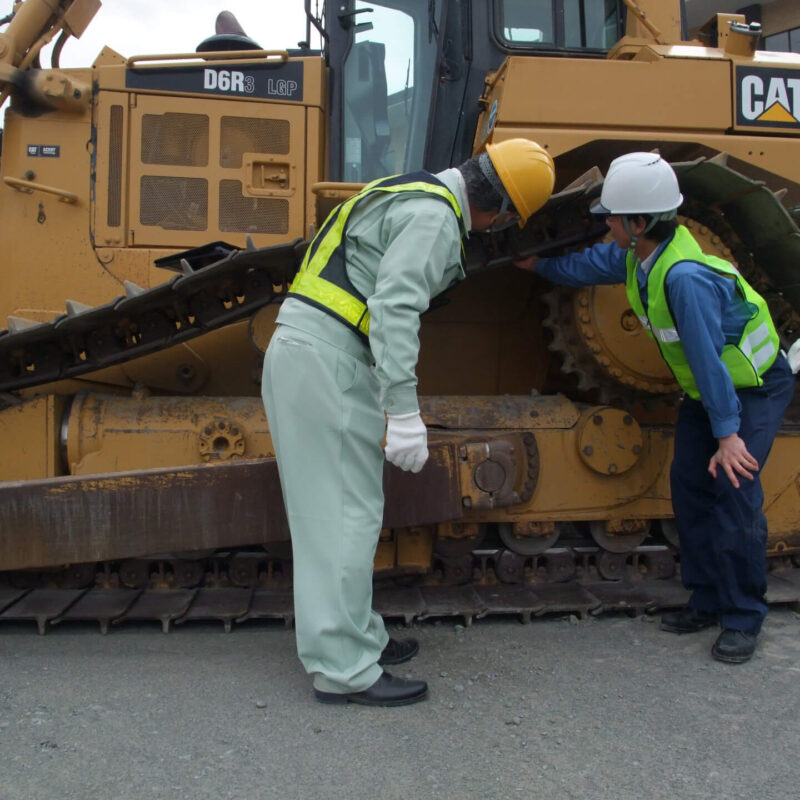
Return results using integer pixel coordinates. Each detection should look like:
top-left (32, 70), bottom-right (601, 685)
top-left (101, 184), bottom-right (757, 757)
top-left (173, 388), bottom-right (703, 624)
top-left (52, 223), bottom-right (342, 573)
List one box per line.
top-left (262, 139), bottom-right (555, 705)
top-left (525, 152), bottom-right (794, 664)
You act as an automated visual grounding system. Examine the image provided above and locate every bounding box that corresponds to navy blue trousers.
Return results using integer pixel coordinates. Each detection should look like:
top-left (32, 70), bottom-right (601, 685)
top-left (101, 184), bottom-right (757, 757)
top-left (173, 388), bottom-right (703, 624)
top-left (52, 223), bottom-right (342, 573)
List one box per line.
top-left (671, 356), bottom-right (795, 635)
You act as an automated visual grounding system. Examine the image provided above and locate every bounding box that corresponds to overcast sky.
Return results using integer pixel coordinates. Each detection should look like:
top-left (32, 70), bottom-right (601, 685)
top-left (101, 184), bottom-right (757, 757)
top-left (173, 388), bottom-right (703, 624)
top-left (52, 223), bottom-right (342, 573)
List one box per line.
top-left (53, 0), bottom-right (314, 68)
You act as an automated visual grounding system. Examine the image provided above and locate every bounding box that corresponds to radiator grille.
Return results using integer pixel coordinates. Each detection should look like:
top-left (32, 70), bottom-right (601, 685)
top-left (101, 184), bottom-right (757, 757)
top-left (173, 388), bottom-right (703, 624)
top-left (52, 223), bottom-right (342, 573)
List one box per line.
top-left (219, 180), bottom-right (288, 234)
top-left (140, 176), bottom-right (208, 231)
top-left (107, 105), bottom-right (123, 227)
top-left (141, 113), bottom-right (209, 166)
top-left (220, 117), bottom-right (290, 168)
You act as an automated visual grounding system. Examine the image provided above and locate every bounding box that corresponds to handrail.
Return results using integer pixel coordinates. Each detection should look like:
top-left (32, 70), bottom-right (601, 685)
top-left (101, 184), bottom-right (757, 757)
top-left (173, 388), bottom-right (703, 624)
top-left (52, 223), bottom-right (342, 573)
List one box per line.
top-left (623, 0), bottom-right (665, 44)
top-left (312, 182), bottom-right (366, 196)
top-left (126, 50), bottom-right (290, 67)
top-left (3, 177), bottom-right (78, 203)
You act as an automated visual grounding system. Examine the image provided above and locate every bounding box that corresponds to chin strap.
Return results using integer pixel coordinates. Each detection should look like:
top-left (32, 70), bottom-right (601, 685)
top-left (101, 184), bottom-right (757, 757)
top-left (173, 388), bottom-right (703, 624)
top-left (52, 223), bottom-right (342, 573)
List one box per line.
top-left (478, 152), bottom-right (514, 219)
top-left (623, 211), bottom-right (678, 251)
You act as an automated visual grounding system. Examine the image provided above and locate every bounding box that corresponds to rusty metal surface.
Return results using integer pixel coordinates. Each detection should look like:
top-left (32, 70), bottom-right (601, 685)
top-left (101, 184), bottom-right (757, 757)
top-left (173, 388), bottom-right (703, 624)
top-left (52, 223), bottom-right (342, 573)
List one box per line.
top-left (1, 441), bottom-right (472, 571)
top-left (0, 459), bottom-right (290, 570)
top-left (382, 443), bottom-right (463, 527)
top-left (419, 395), bottom-right (580, 430)
top-left (457, 434), bottom-right (538, 510)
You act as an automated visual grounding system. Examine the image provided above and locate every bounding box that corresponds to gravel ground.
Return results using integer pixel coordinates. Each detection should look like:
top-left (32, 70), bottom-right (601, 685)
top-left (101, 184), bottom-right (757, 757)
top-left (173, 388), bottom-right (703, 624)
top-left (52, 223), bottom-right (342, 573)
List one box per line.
top-left (1, 607), bottom-right (799, 800)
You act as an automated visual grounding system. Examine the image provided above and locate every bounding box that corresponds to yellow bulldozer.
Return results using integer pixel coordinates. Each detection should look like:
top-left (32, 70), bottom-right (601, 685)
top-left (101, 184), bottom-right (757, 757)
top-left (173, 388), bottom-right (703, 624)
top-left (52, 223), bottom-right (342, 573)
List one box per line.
top-left (0, 0), bottom-right (799, 631)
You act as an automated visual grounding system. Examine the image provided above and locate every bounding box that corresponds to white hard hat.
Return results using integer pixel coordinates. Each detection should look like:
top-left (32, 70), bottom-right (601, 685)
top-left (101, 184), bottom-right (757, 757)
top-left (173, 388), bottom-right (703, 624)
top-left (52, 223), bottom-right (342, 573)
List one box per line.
top-left (590, 153), bottom-right (683, 216)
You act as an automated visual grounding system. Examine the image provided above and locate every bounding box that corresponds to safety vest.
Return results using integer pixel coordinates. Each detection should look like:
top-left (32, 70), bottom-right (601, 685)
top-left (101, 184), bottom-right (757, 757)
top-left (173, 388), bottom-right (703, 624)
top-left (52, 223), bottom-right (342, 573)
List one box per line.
top-left (625, 225), bottom-right (779, 400)
top-left (287, 172), bottom-right (466, 339)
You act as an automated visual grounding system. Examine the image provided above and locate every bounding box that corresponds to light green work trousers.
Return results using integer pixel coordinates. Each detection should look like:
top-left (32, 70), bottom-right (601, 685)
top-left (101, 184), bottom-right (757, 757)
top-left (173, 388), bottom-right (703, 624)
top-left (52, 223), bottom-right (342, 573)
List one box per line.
top-left (261, 308), bottom-right (389, 693)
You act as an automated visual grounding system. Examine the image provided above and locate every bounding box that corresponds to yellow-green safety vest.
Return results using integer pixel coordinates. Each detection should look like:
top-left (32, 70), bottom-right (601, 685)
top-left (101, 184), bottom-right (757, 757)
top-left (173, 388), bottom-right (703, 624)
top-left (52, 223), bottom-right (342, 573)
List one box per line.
top-left (625, 225), bottom-right (779, 400)
top-left (288, 171), bottom-right (466, 339)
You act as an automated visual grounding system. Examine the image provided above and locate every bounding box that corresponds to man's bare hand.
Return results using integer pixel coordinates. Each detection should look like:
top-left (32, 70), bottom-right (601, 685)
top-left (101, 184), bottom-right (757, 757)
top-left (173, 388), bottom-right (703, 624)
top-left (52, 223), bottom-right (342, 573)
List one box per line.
top-left (514, 255), bottom-right (539, 271)
top-left (708, 433), bottom-right (759, 488)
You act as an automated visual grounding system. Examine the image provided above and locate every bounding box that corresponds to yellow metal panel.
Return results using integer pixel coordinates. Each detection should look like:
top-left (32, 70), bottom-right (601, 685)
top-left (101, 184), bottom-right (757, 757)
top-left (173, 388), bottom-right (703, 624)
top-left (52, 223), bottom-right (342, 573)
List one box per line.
top-left (0, 104), bottom-right (124, 324)
top-left (495, 57), bottom-right (732, 132)
top-left (761, 435), bottom-right (800, 546)
top-left (488, 126), bottom-right (800, 186)
top-left (64, 394), bottom-right (274, 475)
top-left (0, 397), bottom-right (65, 481)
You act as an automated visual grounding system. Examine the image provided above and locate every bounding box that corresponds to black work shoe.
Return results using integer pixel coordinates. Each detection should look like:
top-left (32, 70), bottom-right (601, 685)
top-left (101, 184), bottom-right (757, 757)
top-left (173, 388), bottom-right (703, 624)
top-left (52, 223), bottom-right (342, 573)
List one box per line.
top-left (314, 672), bottom-right (428, 707)
top-left (660, 607), bottom-right (718, 634)
top-left (378, 637), bottom-right (419, 666)
top-left (712, 629), bottom-right (757, 664)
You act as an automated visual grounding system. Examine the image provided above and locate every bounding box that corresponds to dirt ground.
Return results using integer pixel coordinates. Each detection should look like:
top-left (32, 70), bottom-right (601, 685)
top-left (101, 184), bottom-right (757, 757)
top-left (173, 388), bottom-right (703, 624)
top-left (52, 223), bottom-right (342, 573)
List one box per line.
top-left (1, 606), bottom-right (799, 800)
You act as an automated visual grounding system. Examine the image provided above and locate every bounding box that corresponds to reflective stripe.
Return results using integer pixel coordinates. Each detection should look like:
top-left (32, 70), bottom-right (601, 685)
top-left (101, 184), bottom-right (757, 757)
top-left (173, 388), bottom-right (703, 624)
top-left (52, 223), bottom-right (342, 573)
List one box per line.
top-left (740, 322), bottom-right (770, 359)
top-left (289, 271), bottom-right (370, 336)
top-left (636, 313), bottom-right (678, 342)
top-left (652, 326), bottom-right (680, 343)
top-left (751, 340), bottom-right (776, 370)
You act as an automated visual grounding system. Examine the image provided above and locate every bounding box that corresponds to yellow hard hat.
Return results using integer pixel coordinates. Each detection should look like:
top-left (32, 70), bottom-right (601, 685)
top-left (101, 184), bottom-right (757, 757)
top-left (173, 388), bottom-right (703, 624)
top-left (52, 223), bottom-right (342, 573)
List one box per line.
top-left (485, 138), bottom-right (555, 227)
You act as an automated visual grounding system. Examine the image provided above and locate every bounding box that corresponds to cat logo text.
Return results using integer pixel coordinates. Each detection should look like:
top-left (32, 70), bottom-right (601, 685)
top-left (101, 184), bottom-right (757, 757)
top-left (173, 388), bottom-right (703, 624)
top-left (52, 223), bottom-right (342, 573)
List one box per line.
top-left (736, 66), bottom-right (800, 130)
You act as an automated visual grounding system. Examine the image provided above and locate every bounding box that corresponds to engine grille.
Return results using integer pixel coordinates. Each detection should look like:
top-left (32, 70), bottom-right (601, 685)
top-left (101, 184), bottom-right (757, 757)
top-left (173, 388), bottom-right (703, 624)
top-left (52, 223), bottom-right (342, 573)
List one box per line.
top-left (142, 113), bottom-right (209, 166)
top-left (219, 180), bottom-right (288, 234)
top-left (107, 105), bottom-right (123, 227)
top-left (220, 117), bottom-right (290, 168)
top-left (140, 176), bottom-right (208, 231)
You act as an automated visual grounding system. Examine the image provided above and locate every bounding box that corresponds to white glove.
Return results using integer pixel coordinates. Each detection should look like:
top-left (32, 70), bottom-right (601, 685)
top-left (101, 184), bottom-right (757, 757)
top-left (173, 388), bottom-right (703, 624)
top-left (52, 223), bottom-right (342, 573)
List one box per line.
top-left (787, 338), bottom-right (800, 374)
top-left (384, 411), bottom-right (429, 473)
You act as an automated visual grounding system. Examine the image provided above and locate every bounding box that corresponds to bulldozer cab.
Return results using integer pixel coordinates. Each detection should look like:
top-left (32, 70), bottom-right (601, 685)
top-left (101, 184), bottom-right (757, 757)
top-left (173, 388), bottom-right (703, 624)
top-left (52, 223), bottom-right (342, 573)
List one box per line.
top-left (324, 0), bottom-right (633, 183)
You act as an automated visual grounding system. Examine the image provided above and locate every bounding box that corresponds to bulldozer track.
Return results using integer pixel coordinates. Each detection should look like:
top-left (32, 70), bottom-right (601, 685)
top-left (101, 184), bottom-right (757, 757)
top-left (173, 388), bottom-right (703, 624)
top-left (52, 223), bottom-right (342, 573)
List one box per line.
top-left (1, 546), bottom-right (799, 633)
top-left (0, 172), bottom-right (606, 396)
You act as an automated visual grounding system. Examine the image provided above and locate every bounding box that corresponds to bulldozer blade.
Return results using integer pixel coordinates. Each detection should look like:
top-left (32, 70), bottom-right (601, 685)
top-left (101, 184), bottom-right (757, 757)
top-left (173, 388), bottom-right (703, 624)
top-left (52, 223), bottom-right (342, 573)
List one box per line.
top-left (0, 442), bottom-right (466, 571)
top-left (0, 459), bottom-right (290, 570)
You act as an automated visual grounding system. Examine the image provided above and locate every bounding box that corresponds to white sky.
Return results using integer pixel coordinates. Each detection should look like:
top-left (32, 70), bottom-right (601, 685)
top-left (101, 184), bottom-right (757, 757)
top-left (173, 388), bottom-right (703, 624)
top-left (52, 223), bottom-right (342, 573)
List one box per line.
top-left (52, 0), bottom-right (315, 68)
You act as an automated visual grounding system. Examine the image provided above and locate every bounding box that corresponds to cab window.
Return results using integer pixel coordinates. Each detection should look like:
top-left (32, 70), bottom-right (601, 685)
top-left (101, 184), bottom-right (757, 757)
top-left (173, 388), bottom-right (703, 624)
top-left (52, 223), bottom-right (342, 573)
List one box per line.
top-left (341, 0), bottom-right (442, 182)
top-left (498, 0), bottom-right (622, 52)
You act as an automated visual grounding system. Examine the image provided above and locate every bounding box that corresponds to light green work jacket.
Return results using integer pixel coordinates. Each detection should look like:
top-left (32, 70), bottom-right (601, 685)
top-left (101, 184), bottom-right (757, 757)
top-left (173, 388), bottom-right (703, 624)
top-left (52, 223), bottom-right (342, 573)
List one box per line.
top-left (276, 168), bottom-right (469, 415)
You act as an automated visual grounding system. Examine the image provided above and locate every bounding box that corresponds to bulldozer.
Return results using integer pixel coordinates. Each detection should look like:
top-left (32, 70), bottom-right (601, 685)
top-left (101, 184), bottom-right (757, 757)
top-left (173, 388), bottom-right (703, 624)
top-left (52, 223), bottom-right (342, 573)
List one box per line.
top-left (0, 0), bottom-right (799, 632)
